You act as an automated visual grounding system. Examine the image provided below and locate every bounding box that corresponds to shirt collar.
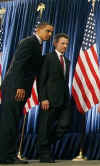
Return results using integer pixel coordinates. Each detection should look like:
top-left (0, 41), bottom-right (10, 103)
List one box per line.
top-left (33, 33), bottom-right (43, 45)
top-left (55, 49), bottom-right (63, 56)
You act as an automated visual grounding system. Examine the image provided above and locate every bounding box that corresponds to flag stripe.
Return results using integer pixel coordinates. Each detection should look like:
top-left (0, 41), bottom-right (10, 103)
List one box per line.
top-left (31, 87), bottom-right (39, 105)
top-left (80, 49), bottom-right (100, 101)
top-left (23, 79), bottom-right (39, 114)
top-left (74, 70), bottom-right (92, 109)
top-left (91, 44), bottom-right (98, 66)
top-left (87, 45), bottom-right (100, 79)
top-left (72, 87), bottom-right (84, 113)
top-left (72, 78), bottom-right (88, 113)
top-left (76, 63), bottom-right (94, 107)
top-left (27, 99), bottom-right (31, 110)
top-left (78, 53), bottom-right (98, 104)
top-left (84, 49), bottom-right (100, 91)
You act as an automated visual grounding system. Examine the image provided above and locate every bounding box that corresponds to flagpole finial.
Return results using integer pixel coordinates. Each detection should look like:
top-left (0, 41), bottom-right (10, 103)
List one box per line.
top-left (0, 8), bottom-right (6, 27)
top-left (92, 0), bottom-right (96, 10)
top-left (0, 8), bottom-right (6, 15)
top-left (37, 3), bottom-right (45, 18)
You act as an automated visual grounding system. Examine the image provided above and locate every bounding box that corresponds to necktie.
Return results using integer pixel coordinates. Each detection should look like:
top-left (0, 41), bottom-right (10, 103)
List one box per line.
top-left (60, 55), bottom-right (64, 71)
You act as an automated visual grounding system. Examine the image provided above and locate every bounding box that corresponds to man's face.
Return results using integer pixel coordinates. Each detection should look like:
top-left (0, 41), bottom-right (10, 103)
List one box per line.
top-left (37, 25), bottom-right (54, 41)
top-left (54, 37), bottom-right (69, 54)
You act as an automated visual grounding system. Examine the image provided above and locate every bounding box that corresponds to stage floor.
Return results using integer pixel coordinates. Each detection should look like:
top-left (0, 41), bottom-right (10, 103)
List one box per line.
top-left (0, 160), bottom-right (100, 166)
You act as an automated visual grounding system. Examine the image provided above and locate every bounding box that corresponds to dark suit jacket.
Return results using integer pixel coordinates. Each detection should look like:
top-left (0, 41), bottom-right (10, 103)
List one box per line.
top-left (2, 35), bottom-right (43, 100)
top-left (38, 51), bottom-right (70, 108)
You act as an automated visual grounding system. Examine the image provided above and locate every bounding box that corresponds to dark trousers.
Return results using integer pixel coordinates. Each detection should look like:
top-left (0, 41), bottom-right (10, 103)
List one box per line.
top-left (37, 105), bottom-right (71, 158)
top-left (0, 95), bottom-right (26, 160)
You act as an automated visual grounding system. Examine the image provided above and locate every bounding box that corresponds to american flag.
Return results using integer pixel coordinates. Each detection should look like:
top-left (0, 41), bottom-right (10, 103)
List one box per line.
top-left (72, 7), bottom-right (100, 113)
top-left (23, 79), bottom-right (39, 114)
top-left (23, 8), bottom-right (41, 114)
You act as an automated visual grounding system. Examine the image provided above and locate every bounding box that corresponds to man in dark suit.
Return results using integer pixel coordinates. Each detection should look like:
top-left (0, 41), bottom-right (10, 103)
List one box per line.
top-left (0, 22), bottom-right (53, 164)
top-left (38, 33), bottom-right (71, 163)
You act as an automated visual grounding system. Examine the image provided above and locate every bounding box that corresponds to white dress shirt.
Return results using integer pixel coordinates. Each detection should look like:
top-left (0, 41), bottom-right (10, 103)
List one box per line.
top-left (33, 33), bottom-right (43, 45)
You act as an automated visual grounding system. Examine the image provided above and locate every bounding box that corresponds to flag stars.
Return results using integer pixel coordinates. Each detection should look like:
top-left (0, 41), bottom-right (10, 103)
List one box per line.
top-left (82, 8), bottom-right (96, 51)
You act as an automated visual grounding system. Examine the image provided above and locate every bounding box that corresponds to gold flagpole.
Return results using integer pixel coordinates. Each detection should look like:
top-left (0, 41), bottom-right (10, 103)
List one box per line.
top-left (72, 149), bottom-right (87, 161)
top-left (72, 114), bottom-right (87, 161)
top-left (0, 8), bottom-right (6, 26)
top-left (0, 8), bottom-right (6, 15)
top-left (17, 114), bottom-right (27, 160)
top-left (92, 0), bottom-right (96, 10)
top-left (0, 8), bottom-right (6, 30)
top-left (17, 3), bottom-right (45, 160)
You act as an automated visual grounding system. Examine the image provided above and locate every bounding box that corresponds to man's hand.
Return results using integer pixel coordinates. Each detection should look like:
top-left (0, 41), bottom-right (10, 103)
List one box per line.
top-left (41, 100), bottom-right (50, 111)
top-left (15, 89), bottom-right (25, 101)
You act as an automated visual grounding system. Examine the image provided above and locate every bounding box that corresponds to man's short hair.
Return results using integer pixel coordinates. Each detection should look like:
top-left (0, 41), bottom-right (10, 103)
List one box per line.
top-left (37, 22), bottom-right (53, 29)
top-left (54, 33), bottom-right (69, 43)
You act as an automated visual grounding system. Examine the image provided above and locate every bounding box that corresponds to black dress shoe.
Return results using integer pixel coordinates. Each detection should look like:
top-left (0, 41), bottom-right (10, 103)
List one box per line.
top-left (40, 158), bottom-right (55, 163)
top-left (13, 158), bottom-right (28, 164)
top-left (0, 158), bottom-right (28, 164)
top-left (0, 159), bottom-right (14, 164)
top-left (48, 158), bottom-right (55, 163)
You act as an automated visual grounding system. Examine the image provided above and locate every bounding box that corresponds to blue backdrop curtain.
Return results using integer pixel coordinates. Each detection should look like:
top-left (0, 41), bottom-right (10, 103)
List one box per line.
top-left (1, 0), bottom-right (100, 160)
